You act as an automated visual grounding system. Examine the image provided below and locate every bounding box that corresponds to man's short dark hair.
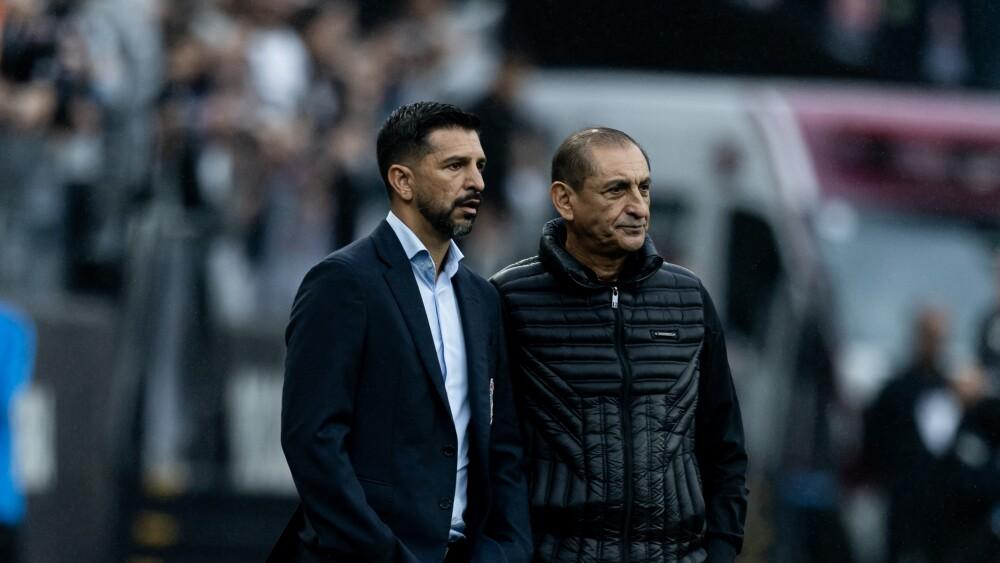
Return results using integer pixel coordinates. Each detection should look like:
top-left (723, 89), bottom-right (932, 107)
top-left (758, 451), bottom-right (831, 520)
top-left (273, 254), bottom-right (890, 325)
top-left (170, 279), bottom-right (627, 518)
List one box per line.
top-left (376, 101), bottom-right (481, 196)
top-left (551, 127), bottom-right (650, 190)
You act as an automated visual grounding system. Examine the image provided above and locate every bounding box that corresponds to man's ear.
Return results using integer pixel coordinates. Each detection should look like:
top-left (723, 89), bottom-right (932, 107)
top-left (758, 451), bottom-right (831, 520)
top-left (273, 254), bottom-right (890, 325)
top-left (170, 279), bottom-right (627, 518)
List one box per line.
top-left (388, 164), bottom-right (415, 201)
top-left (550, 181), bottom-right (575, 221)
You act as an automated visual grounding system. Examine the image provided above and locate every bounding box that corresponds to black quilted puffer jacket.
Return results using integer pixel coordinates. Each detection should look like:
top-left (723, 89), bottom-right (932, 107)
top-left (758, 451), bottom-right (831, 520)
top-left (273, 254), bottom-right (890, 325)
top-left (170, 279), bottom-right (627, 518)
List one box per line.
top-left (491, 219), bottom-right (748, 563)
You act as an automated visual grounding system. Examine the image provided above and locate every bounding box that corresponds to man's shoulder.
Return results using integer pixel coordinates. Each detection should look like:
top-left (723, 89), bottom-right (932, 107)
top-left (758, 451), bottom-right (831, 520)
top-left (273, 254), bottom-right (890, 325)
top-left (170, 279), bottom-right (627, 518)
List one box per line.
top-left (649, 261), bottom-right (706, 292)
top-left (301, 237), bottom-right (378, 287)
top-left (489, 256), bottom-right (546, 292)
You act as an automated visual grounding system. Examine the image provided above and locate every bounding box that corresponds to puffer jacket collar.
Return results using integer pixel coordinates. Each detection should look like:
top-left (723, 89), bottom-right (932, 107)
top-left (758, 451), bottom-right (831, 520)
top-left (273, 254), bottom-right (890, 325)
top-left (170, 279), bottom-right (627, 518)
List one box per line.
top-left (538, 218), bottom-right (664, 289)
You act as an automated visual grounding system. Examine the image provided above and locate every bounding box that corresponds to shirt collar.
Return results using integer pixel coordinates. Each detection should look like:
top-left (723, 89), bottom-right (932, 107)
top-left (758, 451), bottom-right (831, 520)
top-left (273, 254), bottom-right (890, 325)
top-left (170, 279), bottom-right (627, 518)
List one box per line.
top-left (386, 211), bottom-right (464, 281)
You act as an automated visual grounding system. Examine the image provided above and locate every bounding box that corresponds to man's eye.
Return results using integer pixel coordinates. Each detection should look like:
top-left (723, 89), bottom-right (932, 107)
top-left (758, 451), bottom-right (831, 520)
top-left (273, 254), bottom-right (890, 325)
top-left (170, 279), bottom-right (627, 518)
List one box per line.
top-left (447, 162), bottom-right (462, 171)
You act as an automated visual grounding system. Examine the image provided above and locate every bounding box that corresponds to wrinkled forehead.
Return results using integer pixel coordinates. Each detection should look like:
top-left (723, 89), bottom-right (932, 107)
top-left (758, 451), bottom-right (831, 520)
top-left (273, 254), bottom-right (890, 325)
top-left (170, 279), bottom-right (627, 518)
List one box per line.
top-left (587, 143), bottom-right (650, 181)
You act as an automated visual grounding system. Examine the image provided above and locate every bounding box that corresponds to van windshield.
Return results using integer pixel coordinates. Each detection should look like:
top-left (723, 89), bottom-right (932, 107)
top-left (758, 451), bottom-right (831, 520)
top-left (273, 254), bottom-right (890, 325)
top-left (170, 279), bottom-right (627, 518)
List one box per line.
top-left (815, 201), bottom-right (999, 405)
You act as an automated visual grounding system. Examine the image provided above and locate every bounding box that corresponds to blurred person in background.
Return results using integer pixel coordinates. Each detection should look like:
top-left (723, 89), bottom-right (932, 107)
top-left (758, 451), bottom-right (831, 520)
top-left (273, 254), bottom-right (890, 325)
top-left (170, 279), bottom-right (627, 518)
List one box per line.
top-left (862, 305), bottom-right (967, 563)
top-left (462, 51), bottom-right (547, 275)
top-left (823, 0), bottom-right (882, 66)
top-left (921, 0), bottom-right (970, 86)
top-left (271, 102), bottom-right (531, 563)
top-left (469, 52), bottom-right (533, 220)
top-left (940, 381), bottom-right (1000, 563)
top-left (492, 128), bottom-right (748, 563)
top-left (0, 0), bottom-right (68, 290)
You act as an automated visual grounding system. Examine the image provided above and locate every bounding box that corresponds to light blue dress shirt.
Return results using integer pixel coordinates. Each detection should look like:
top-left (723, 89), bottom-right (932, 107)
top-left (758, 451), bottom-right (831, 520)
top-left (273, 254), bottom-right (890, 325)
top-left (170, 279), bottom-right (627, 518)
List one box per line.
top-left (386, 211), bottom-right (471, 541)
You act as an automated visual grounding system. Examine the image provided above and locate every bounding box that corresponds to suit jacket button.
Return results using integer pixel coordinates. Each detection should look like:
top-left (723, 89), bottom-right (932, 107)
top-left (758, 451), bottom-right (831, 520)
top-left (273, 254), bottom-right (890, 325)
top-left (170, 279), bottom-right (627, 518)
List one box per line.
top-left (442, 445), bottom-right (456, 457)
top-left (439, 497), bottom-right (453, 510)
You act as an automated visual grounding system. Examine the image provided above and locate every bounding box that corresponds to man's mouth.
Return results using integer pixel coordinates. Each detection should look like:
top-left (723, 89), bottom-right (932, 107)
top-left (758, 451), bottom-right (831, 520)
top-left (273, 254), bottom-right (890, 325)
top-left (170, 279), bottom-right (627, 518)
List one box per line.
top-left (456, 198), bottom-right (481, 215)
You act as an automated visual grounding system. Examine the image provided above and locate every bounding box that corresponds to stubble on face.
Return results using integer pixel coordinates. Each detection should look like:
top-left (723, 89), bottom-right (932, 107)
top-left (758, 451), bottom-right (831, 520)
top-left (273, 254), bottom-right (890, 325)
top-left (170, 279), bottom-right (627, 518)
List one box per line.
top-left (411, 128), bottom-right (485, 240)
top-left (415, 189), bottom-right (478, 238)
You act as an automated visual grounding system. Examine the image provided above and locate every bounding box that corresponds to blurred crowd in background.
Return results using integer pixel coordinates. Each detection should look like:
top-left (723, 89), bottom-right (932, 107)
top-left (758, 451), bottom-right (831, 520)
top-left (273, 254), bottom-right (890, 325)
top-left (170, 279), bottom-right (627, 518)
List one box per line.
top-left (3, 1), bottom-right (1000, 563)
top-left (730, 0), bottom-right (1000, 87)
top-left (3, 0), bottom-right (1000, 306)
top-left (0, 0), bottom-right (550, 323)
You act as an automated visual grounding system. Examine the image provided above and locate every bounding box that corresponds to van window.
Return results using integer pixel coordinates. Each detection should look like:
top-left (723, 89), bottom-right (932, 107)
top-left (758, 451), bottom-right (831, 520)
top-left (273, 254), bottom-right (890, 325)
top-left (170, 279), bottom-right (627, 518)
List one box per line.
top-left (648, 197), bottom-right (689, 266)
top-left (726, 210), bottom-right (782, 345)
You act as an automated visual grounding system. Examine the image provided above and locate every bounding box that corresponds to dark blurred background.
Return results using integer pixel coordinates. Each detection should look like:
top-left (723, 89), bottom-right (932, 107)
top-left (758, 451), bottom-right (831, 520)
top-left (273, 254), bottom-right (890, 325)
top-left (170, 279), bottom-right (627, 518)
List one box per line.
top-left (2, 0), bottom-right (1000, 562)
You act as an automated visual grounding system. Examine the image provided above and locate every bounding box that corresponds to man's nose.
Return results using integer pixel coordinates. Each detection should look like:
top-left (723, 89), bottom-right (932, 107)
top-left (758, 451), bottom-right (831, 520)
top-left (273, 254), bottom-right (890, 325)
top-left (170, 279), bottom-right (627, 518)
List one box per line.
top-left (467, 166), bottom-right (485, 192)
top-left (625, 187), bottom-right (649, 218)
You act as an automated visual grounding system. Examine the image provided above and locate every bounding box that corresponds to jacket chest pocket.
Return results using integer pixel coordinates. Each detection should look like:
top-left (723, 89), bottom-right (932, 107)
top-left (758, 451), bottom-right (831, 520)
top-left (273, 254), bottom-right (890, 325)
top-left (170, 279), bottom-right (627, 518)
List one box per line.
top-left (627, 324), bottom-right (704, 385)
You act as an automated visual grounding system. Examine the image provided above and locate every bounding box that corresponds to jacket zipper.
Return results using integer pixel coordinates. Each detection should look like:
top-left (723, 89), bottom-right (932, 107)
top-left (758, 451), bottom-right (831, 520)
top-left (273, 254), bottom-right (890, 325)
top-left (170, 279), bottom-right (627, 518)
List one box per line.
top-left (612, 286), bottom-right (633, 563)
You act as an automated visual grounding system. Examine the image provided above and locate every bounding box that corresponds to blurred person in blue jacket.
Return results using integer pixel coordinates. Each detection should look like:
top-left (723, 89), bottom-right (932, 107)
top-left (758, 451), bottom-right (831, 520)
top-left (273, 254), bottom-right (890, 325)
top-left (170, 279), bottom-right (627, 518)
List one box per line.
top-left (0, 303), bottom-right (35, 562)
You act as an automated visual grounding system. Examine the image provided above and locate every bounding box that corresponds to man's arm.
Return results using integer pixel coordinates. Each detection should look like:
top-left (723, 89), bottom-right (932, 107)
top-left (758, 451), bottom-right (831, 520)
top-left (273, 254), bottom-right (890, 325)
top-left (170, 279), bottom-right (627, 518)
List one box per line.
top-left (281, 259), bottom-right (416, 562)
top-left (695, 286), bottom-right (749, 563)
top-left (478, 294), bottom-right (533, 563)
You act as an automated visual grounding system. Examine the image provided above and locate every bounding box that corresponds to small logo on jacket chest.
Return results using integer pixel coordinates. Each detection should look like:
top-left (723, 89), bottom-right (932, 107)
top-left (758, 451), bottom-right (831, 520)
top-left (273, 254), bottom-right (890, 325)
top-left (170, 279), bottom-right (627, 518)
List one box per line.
top-left (650, 329), bottom-right (679, 341)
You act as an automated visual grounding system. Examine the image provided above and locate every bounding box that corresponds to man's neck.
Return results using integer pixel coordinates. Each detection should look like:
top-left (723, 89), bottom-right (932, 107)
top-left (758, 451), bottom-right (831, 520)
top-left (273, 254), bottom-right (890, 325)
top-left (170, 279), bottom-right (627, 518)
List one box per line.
top-left (393, 205), bottom-right (450, 275)
top-left (564, 232), bottom-right (626, 282)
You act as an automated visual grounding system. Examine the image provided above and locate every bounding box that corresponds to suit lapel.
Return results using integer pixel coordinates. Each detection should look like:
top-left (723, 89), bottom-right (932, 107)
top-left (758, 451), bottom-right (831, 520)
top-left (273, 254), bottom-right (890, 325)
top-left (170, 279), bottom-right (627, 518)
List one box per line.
top-left (372, 221), bottom-right (451, 412)
top-left (453, 268), bottom-right (491, 469)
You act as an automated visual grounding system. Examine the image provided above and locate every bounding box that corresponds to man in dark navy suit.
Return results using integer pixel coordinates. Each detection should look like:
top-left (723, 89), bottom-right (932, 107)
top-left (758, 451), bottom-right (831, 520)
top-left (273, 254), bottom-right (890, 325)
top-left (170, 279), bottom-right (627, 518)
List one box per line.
top-left (268, 102), bottom-right (531, 563)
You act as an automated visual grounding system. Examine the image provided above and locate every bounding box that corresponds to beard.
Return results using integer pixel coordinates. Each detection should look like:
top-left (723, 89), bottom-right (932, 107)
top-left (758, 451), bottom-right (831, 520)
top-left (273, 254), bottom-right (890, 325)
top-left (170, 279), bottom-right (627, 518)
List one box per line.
top-left (416, 191), bottom-right (480, 239)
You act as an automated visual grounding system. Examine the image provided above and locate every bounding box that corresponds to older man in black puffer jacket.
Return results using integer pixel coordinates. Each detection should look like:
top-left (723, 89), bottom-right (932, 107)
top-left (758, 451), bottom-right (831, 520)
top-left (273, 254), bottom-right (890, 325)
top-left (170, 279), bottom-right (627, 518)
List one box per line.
top-left (492, 127), bottom-right (748, 563)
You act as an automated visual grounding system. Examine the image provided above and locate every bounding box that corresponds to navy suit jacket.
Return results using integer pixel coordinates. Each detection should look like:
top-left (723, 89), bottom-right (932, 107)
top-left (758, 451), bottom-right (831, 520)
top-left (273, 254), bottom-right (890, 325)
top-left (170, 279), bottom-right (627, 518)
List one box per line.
top-left (268, 220), bottom-right (531, 563)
